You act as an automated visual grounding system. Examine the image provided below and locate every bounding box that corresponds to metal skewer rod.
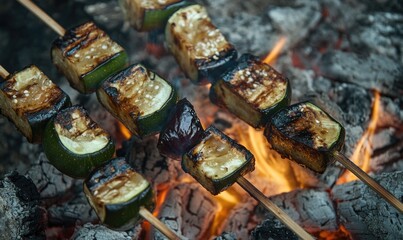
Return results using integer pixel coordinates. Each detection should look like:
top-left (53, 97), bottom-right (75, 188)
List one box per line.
top-left (16, 0), bottom-right (66, 36)
top-left (0, 65), bottom-right (10, 79)
top-left (333, 151), bottom-right (403, 213)
top-left (139, 206), bottom-right (182, 240)
top-left (236, 176), bottom-right (315, 240)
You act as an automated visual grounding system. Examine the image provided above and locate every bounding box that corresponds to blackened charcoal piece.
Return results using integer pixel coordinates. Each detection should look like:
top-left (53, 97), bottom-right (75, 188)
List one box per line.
top-left (251, 218), bottom-right (298, 240)
top-left (210, 54), bottom-right (291, 128)
top-left (265, 102), bottom-right (345, 173)
top-left (158, 98), bottom-right (204, 160)
top-left (0, 171), bottom-right (45, 239)
top-left (84, 158), bottom-right (155, 230)
top-left (0, 65), bottom-right (71, 143)
top-left (71, 223), bottom-right (141, 240)
top-left (182, 126), bottom-right (255, 195)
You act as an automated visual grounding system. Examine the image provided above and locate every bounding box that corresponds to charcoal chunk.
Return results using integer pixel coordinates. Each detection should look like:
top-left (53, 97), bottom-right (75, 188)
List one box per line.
top-left (250, 218), bottom-right (298, 240)
top-left (0, 171), bottom-right (45, 239)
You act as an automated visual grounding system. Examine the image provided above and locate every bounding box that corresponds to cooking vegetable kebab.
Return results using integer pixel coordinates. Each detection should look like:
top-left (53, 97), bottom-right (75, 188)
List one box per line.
top-left (13, 2), bottom-right (182, 239)
top-left (17, 0), bottom-right (129, 94)
top-left (264, 101), bottom-right (403, 213)
top-left (144, 0), bottom-right (403, 214)
top-left (0, 64), bottom-right (71, 143)
top-left (158, 99), bottom-right (313, 240)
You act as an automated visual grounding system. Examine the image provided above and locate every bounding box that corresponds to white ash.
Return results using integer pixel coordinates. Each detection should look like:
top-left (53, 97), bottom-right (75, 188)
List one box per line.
top-left (70, 222), bottom-right (141, 240)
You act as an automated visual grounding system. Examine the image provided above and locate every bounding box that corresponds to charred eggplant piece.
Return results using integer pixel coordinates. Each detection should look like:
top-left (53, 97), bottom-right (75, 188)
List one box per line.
top-left (120, 0), bottom-right (193, 31)
top-left (84, 157), bottom-right (155, 230)
top-left (97, 64), bottom-right (177, 136)
top-left (210, 54), bottom-right (291, 128)
top-left (265, 102), bottom-right (345, 173)
top-left (0, 65), bottom-right (71, 143)
top-left (43, 106), bottom-right (115, 178)
top-left (51, 22), bottom-right (128, 94)
top-left (165, 4), bottom-right (237, 84)
top-left (158, 98), bottom-right (204, 160)
top-left (182, 126), bottom-right (255, 195)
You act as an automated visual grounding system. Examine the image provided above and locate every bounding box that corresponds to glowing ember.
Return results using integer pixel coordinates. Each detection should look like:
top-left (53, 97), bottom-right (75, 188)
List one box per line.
top-left (317, 225), bottom-right (352, 240)
top-left (262, 36), bottom-right (287, 65)
top-left (337, 90), bottom-right (381, 184)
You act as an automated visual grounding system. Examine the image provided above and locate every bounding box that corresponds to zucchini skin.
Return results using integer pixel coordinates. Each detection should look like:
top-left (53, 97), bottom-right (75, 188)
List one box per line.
top-left (42, 106), bottom-right (115, 178)
top-left (84, 158), bottom-right (155, 230)
top-left (157, 98), bottom-right (205, 160)
top-left (182, 126), bottom-right (255, 195)
top-left (51, 22), bottom-right (128, 94)
top-left (0, 65), bottom-right (71, 143)
top-left (210, 54), bottom-right (291, 128)
top-left (97, 64), bottom-right (178, 137)
top-left (81, 51), bottom-right (129, 93)
top-left (120, 0), bottom-right (195, 31)
top-left (165, 4), bottom-right (237, 84)
top-left (265, 102), bottom-right (345, 173)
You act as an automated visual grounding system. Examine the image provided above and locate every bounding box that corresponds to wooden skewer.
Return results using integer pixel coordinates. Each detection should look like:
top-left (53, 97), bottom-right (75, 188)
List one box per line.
top-left (139, 206), bottom-right (182, 240)
top-left (333, 151), bottom-right (403, 213)
top-left (236, 176), bottom-right (315, 240)
top-left (17, 0), bottom-right (65, 36)
top-left (0, 65), bottom-right (10, 79)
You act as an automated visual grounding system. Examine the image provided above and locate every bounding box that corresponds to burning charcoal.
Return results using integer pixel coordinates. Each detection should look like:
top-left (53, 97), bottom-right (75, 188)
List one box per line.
top-left (210, 54), bottom-right (291, 128)
top-left (84, 157), bottom-right (155, 230)
top-left (0, 171), bottom-right (45, 239)
top-left (42, 106), bottom-right (115, 178)
top-left (26, 153), bottom-right (75, 199)
top-left (158, 98), bottom-right (205, 160)
top-left (251, 218), bottom-right (298, 240)
top-left (265, 102), bottom-right (345, 173)
top-left (0, 65), bottom-right (71, 143)
top-left (97, 64), bottom-right (178, 136)
top-left (71, 222), bottom-right (141, 240)
top-left (214, 232), bottom-right (237, 240)
top-left (256, 189), bottom-right (338, 232)
top-left (332, 171), bottom-right (403, 239)
top-left (51, 22), bottom-right (128, 94)
top-left (182, 126), bottom-right (255, 195)
top-left (349, 12), bottom-right (403, 64)
top-left (47, 184), bottom-right (98, 225)
top-left (128, 135), bottom-right (183, 185)
top-left (119, 0), bottom-right (193, 31)
top-left (318, 50), bottom-right (403, 97)
top-left (165, 4), bottom-right (237, 84)
top-left (152, 182), bottom-right (218, 240)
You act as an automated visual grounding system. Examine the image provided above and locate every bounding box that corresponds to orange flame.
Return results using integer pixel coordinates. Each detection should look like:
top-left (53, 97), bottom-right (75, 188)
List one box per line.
top-left (337, 90), bottom-right (381, 184)
top-left (262, 36), bottom-right (287, 65)
top-left (318, 225), bottom-right (352, 240)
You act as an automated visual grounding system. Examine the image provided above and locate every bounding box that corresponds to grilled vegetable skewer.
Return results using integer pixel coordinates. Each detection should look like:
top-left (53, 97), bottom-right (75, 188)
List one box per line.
top-left (158, 98), bottom-right (314, 240)
top-left (84, 157), bottom-right (181, 240)
top-left (17, 0), bottom-right (129, 94)
top-left (0, 65), bottom-right (71, 143)
top-left (265, 101), bottom-right (403, 213)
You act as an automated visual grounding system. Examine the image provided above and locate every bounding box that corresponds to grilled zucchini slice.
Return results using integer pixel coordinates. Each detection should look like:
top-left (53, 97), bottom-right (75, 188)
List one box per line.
top-left (51, 21), bottom-right (128, 94)
top-left (120, 0), bottom-right (193, 31)
top-left (158, 98), bottom-right (204, 160)
top-left (265, 102), bottom-right (345, 173)
top-left (182, 126), bottom-right (255, 195)
top-left (210, 54), bottom-right (291, 128)
top-left (84, 157), bottom-right (155, 230)
top-left (0, 65), bottom-right (71, 143)
top-left (43, 106), bottom-right (115, 178)
top-left (165, 4), bottom-right (237, 84)
top-left (97, 64), bottom-right (178, 136)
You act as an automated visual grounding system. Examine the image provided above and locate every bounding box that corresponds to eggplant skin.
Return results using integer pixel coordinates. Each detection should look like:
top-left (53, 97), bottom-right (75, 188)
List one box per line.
top-left (0, 65), bottom-right (71, 143)
top-left (84, 158), bottom-right (155, 230)
top-left (210, 54), bottom-right (291, 128)
top-left (158, 98), bottom-right (205, 160)
top-left (265, 102), bottom-right (345, 173)
top-left (182, 126), bottom-right (255, 195)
